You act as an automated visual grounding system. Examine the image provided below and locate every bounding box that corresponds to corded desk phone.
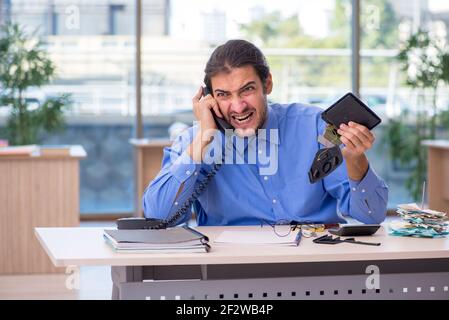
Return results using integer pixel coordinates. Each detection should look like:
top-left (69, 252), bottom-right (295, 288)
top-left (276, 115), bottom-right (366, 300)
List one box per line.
top-left (117, 86), bottom-right (229, 230)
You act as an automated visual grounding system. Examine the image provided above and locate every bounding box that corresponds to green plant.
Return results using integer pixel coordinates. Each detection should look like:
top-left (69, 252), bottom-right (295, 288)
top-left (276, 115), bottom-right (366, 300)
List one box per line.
top-left (384, 29), bottom-right (449, 200)
top-left (0, 23), bottom-right (71, 145)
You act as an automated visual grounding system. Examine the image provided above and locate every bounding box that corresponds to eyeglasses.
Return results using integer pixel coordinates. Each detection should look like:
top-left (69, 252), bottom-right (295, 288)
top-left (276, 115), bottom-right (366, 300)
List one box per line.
top-left (260, 219), bottom-right (325, 238)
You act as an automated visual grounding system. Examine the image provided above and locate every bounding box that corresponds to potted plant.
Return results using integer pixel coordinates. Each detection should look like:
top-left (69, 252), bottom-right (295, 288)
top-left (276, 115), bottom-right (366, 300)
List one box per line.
top-left (384, 29), bottom-right (449, 200)
top-left (0, 23), bottom-right (71, 146)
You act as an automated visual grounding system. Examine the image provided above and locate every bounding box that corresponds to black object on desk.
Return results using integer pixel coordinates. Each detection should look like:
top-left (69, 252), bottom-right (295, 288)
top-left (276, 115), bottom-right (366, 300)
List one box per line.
top-left (117, 217), bottom-right (167, 230)
top-left (313, 235), bottom-right (340, 245)
top-left (328, 224), bottom-right (380, 236)
top-left (313, 234), bottom-right (381, 246)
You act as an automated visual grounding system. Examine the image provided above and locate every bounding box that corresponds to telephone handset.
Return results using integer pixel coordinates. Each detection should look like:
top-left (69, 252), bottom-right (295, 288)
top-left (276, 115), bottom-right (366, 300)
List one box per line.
top-left (116, 88), bottom-right (225, 230)
top-left (202, 86), bottom-right (234, 134)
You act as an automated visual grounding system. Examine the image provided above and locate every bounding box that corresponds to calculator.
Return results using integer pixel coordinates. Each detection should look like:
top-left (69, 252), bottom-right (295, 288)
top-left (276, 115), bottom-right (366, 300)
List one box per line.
top-left (328, 224), bottom-right (380, 236)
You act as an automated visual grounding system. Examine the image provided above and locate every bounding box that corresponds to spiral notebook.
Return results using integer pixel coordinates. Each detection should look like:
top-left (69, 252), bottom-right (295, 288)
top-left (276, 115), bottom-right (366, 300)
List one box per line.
top-left (103, 226), bottom-right (210, 253)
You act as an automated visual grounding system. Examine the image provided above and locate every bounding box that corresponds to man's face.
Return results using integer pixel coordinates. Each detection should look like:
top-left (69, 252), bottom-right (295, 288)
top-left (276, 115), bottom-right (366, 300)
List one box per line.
top-left (211, 65), bottom-right (272, 137)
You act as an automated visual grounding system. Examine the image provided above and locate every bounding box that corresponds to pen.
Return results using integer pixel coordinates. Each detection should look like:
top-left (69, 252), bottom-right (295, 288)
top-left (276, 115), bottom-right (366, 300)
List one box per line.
top-left (295, 230), bottom-right (302, 246)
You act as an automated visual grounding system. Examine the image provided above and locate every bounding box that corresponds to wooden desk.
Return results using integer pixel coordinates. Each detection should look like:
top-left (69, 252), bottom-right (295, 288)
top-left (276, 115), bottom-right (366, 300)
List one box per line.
top-left (130, 139), bottom-right (171, 217)
top-left (0, 146), bottom-right (86, 274)
top-left (35, 222), bottom-right (449, 299)
top-left (422, 140), bottom-right (449, 213)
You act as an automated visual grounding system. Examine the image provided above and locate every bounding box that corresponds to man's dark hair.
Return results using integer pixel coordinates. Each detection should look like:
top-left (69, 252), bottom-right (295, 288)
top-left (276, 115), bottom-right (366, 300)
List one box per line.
top-left (204, 39), bottom-right (270, 92)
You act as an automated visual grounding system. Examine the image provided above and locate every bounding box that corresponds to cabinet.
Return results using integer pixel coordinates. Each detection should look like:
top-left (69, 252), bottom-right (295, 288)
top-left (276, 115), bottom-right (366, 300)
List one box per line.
top-left (422, 140), bottom-right (449, 213)
top-left (0, 146), bottom-right (86, 274)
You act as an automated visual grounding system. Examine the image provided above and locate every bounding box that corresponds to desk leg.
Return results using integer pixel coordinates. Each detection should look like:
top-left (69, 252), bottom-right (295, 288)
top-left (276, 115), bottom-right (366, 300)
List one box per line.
top-left (112, 284), bottom-right (120, 300)
top-left (111, 266), bottom-right (143, 300)
top-left (200, 265), bottom-right (207, 280)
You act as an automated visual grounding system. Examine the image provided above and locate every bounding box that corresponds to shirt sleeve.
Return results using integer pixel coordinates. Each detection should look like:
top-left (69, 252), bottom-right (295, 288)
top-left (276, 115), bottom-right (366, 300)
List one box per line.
top-left (324, 162), bottom-right (389, 224)
top-left (142, 126), bottom-right (202, 224)
top-left (346, 165), bottom-right (389, 223)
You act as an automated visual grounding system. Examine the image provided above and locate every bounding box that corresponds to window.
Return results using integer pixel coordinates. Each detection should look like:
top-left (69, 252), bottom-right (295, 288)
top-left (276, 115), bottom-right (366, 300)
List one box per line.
top-left (360, 0), bottom-right (449, 207)
top-left (1, 0), bottom-right (139, 215)
top-left (141, 0), bottom-right (352, 115)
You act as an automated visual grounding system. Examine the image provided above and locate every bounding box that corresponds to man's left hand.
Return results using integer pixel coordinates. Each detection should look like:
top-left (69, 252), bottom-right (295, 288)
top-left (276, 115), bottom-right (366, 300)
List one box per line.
top-left (337, 121), bottom-right (375, 181)
top-left (337, 121), bottom-right (374, 158)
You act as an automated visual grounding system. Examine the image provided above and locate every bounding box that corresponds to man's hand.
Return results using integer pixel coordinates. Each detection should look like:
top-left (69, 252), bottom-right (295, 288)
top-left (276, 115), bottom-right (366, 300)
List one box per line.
top-left (187, 87), bottom-right (223, 162)
top-left (192, 86), bottom-right (223, 132)
top-left (337, 121), bottom-right (375, 181)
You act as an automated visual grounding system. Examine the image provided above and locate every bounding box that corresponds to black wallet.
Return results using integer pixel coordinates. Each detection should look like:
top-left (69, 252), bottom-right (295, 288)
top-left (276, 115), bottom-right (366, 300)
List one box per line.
top-left (308, 93), bottom-right (381, 184)
top-left (321, 92), bottom-right (381, 130)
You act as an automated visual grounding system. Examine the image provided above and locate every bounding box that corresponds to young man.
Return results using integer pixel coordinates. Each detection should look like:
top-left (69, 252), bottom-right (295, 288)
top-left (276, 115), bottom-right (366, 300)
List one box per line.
top-left (143, 39), bottom-right (388, 226)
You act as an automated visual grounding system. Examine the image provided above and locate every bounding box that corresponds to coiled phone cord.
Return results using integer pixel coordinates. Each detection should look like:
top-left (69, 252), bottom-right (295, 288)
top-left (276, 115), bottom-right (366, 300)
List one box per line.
top-left (152, 162), bottom-right (223, 229)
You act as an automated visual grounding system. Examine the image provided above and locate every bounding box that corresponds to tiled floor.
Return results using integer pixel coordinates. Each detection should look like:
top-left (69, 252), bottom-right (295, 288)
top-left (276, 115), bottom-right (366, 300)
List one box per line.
top-left (0, 221), bottom-right (115, 300)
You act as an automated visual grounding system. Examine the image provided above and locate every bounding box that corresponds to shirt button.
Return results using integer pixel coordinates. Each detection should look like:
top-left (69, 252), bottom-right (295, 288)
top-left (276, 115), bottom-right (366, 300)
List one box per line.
top-left (186, 170), bottom-right (191, 175)
top-left (264, 176), bottom-right (268, 181)
top-left (174, 202), bottom-right (179, 206)
top-left (352, 187), bottom-right (356, 192)
top-left (368, 210), bottom-right (372, 214)
top-left (272, 199), bottom-right (277, 204)
top-left (361, 189), bottom-right (366, 193)
top-left (194, 171), bottom-right (198, 176)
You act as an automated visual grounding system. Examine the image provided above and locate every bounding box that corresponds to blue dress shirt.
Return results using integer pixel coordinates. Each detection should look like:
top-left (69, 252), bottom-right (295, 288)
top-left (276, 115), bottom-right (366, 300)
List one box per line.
top-left (143, 103), bottom-right (388, 226)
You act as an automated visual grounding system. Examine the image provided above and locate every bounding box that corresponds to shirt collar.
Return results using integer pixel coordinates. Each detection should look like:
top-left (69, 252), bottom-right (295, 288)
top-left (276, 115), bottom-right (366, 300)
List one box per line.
top-left (258, 104), bottom-right (281, 146)
top-left (230, 105), bottom-right (281, 155)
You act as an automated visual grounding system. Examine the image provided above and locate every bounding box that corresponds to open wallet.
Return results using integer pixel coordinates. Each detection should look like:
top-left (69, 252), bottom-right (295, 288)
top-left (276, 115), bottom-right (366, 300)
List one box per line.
top-left (308, 93), bottom-right (382, 184)
top-left (321, 93), bottom-right (382, 131)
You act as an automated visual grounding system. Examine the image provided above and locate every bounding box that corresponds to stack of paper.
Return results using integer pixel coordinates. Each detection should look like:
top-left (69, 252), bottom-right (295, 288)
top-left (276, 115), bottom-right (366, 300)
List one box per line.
top-left (103, 226), bottom-right (210, 253)
top-left (0, 145), bottom-right (39, 156)
top-left (389, 203), bottom-right (449, 238)
top-left (214, 230), bottom-right (299, 245)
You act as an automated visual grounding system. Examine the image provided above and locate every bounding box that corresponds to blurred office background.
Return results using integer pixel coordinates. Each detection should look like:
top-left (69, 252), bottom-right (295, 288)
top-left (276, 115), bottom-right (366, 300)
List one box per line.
top-left (1, 0), bottom-right (449, 217)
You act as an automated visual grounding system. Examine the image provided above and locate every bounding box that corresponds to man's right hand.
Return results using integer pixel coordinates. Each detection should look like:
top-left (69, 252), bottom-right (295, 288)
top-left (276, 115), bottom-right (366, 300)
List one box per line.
top-left (187, 86), bottom-right (224, 162)
top-left (192, 86), bottom-right (223, 132)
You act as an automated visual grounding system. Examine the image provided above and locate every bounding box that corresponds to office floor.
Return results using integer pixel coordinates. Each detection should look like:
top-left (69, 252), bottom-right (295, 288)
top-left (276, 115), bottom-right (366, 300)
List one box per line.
top-left (0, 221), bottom-right (114, 300)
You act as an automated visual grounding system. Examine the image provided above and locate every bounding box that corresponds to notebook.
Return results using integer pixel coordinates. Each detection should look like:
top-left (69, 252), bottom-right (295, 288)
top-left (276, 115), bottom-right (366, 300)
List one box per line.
top-left (103, 226), bottom-right (210, 253)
